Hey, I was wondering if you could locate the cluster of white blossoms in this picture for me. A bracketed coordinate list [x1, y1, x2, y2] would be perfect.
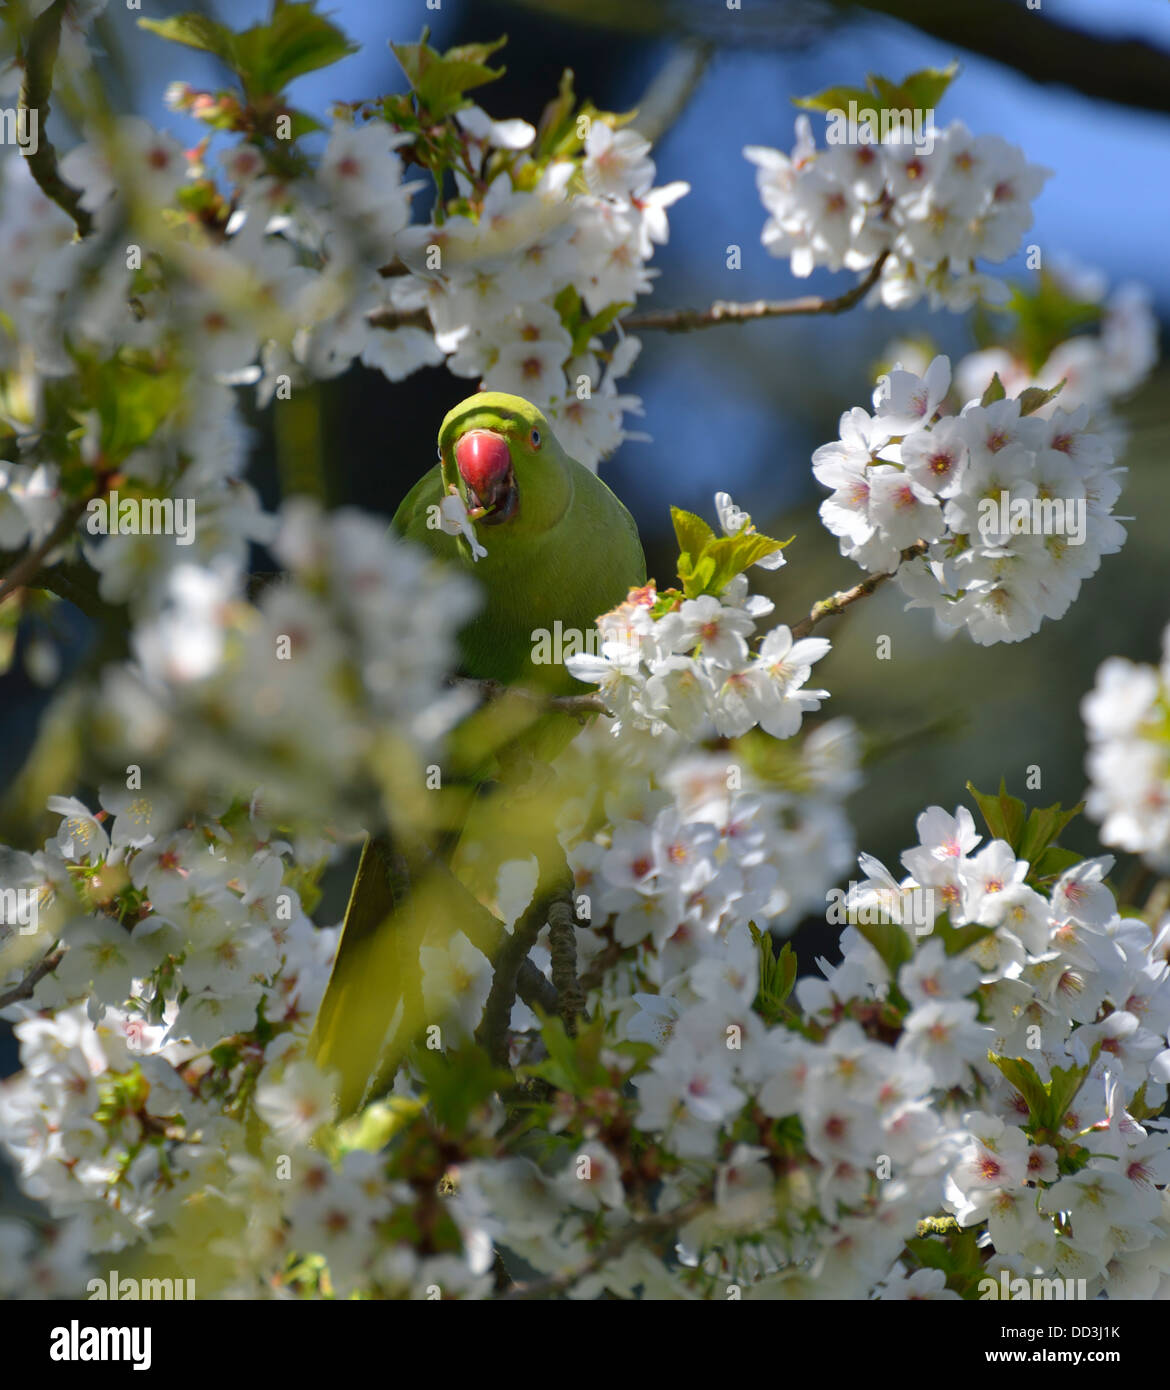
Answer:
[562, 713, 860, 952]
[955, 278, 1159, 433]
[5, 5, 1169, 1303]
[812, 355, 1127, 644]
[0, 33, 687, 652]
[884, 262, 1159, 458]
[8, 786, 1170, 1297]
[0, 794, 338, 1280]
[389, 115, 687, 466]
[1082, 622, 1170, 874]
[24, 97, 684, 475]
[92, 499, 478, 836]
[564, 499, 827, 743]
[571, 802, 1170, 1299]
[745, 115, 1050, 312]
[0, 146, 272, 617]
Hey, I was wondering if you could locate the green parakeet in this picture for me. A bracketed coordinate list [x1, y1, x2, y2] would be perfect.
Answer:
[397, 390, 646, 692]
[310, 392, 646, 1114]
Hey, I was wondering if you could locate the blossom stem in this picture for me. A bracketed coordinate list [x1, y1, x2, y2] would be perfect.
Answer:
[448, 676, 611, 720]
[788, 538, 929, 639]
[622, 250, 889, 333]
[0, 948, 64, 1012]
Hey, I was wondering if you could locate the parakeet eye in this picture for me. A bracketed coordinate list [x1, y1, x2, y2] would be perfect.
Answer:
[530, 428, 541, 448]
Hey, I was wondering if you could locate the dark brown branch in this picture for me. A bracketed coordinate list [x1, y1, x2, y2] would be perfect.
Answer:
[578, 933, 623, 993]
[623, 250, 888, 334]
[367, 304, 430, 332]
[842, 0, 1170, 119]
[370, 252, 888, 340]
[517, 960, 559, 1016]
[18, 0, 93, 238]
[788, 539, 929, 640]
[496, 1193, 710, 1300]
[413, 848, 558, 1018]
[0, 948, 64, 1012]
[547, 893, 585, 1037]
[475, 888, 555, 1067]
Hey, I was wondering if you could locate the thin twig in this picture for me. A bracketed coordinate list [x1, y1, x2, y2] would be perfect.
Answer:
[18, 0, 93, 238]
[0, 948, 64, 1012]
[788, 539, 929, 640]
[623, 251, 889, 334]
[371, 252, 889, 339]
[449, 676, 610, 720]
[496, 1194, 710, 1300]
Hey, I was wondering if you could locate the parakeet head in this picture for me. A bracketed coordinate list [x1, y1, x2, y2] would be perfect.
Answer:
[438, 392, 571, 535]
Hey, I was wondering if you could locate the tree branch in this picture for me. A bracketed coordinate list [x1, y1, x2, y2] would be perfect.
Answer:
[842, 0, 1170, 119]
[367, 304, 430, 332]
[548, 892, 585, 1037]
[0, 948, 64, 1012]
[475, 887, 556, 1067]
[496, 1193, 710, 1300]
[634, 39, 714, 146]
[371, 251, 889, 340]
[788, 539, 928, 640]
[18, 0, 93, 238]
[412, 847, 558, 1017]
[449, 676, 611, 720]
[622, 250, 888, 334]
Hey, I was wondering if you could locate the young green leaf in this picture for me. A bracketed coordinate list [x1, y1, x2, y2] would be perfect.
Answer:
[391, 32, 507, 120]
[1017, 379, 1067, 417]
[966, 779, 1026, 849]
[988, 1052, 1048, 1124]
[1017, 797, 1084, 868]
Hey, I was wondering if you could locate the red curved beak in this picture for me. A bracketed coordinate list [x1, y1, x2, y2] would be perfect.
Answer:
[455, 429, 518, 524]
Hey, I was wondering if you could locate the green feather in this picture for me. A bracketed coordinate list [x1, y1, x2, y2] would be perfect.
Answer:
[394, 391, 645, 693]
[311, 393, 646, 1115]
